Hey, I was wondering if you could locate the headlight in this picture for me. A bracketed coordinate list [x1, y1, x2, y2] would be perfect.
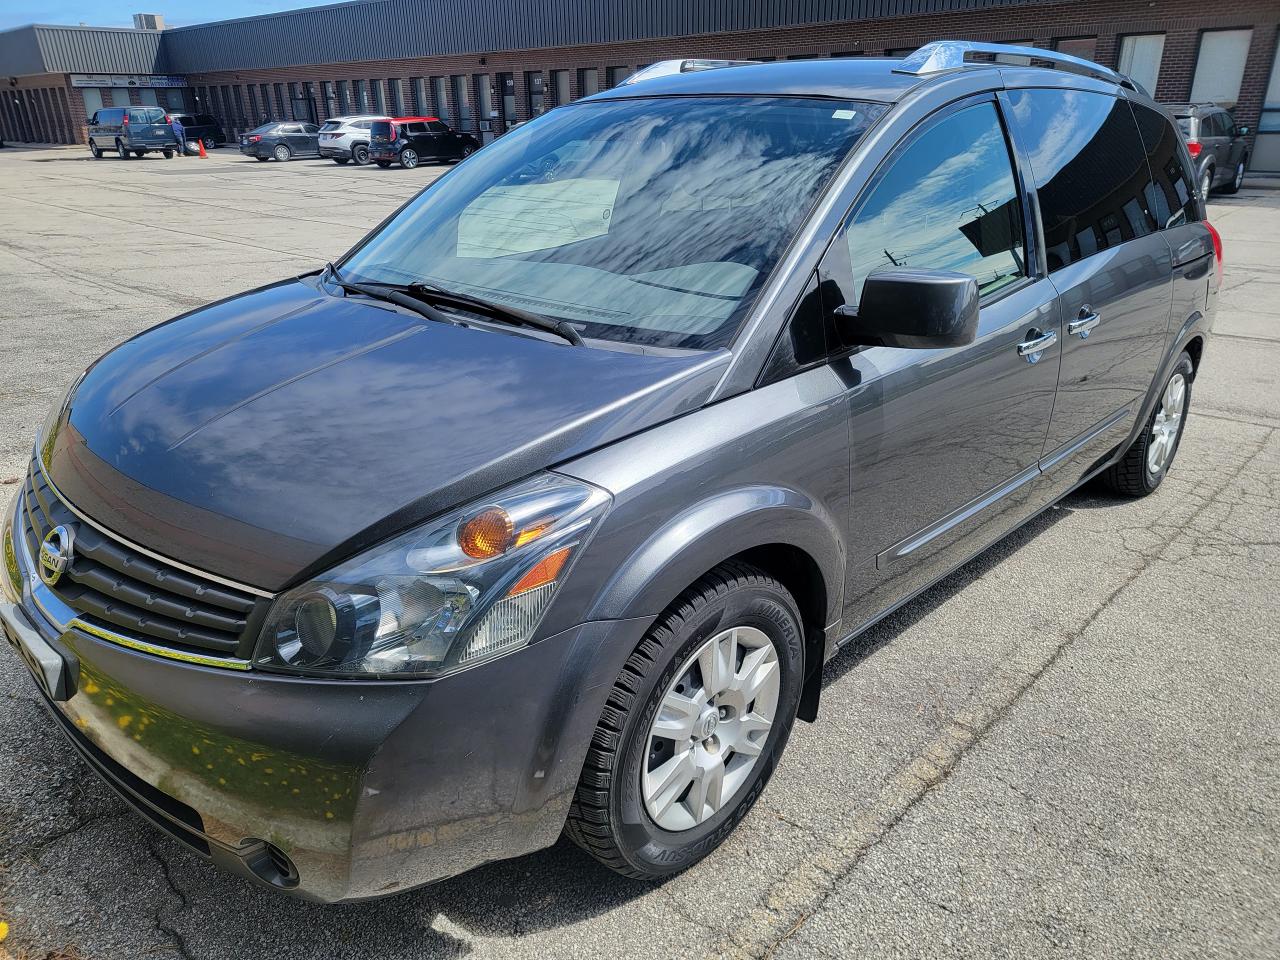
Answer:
[254, 474, 610, 678]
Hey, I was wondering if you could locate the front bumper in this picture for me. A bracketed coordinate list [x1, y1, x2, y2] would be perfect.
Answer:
[2, 492, 651, 901]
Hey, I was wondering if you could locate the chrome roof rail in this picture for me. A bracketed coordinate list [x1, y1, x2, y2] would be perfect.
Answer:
[620, 59, 758, 86]
[894, 40, 1138, 91]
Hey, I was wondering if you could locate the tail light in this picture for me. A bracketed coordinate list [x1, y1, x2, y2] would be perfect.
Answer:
[249, 135, 262, 142]
[1205, 220, 1223, 286]
[122, 113, 129, 125]
[1187, 140, 1202, 158]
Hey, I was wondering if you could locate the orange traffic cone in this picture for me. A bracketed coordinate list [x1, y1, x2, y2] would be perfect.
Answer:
[198, 139, 207, 159]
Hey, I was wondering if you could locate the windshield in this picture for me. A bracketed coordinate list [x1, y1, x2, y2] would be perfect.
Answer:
[341, 96, 885, 349]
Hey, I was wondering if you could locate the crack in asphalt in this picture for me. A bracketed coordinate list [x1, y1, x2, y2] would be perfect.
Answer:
[706, 425, 1275, 960]
[145, 840, 196, 960]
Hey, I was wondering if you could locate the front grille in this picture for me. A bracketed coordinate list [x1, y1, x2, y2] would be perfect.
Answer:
[20, 459, 264, 659]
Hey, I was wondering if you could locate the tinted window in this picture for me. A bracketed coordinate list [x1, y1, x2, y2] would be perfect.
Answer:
[1006, 89, 1155, 271]
[342, 96, 886, 349]
[403, 122, 429, 135]
[371, 121, 394, 139]
[842, 101, 1025, 303]
[320, 121, 342, 132]
[1175, 116, 1193, 136]
[303, 124, 319, 134]
[427, 120, 449, 133]
[354, 120, 373, 130]
[1130, 102, 1200, 228]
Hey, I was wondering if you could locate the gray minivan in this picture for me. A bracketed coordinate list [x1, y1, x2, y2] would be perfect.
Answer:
[5, 43, 1219, 901]
[87, 106, 177, 159]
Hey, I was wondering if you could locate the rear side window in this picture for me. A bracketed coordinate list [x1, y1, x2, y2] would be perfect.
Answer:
[1130, 102, 1200, 228]
[1005, 89, 1156, 271]
[128, 107, 166, 124]
[428, 120, 449, 133]
[841, 101, 1026, 303]
[403, 121, 428, 135]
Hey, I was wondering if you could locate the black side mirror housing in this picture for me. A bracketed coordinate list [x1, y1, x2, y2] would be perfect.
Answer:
[834, 268, 980, 350]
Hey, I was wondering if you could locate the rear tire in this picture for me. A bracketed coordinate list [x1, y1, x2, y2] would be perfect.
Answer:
[256, 156, 270, 162]
[351, 144, 370, 165]
[133, 150, 145, 158]
[162, 149, 174, 159]
[1098, 352, 1194, 497]
[374, 159, 391, 168]
[399, 147, 419, 169]
[564, 562, 804, 879]
[1200, 166, 1214, 198]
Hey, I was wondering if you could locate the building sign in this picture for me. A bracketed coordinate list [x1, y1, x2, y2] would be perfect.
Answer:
[70, 74, 187, 88]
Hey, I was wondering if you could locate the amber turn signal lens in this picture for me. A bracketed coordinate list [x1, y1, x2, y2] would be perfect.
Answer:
[458, 507, 515, 559]
[507, 546, 573, 596]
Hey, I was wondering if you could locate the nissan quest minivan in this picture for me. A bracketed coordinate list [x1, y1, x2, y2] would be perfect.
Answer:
[2, 44, 1219, 901]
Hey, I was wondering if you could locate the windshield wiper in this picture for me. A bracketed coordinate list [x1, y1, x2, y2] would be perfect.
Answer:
[406, 281, 584, 346]
[323, 263, 464, 328]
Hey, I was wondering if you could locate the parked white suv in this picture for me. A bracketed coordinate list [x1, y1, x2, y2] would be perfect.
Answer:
[318, 115, 386, 165]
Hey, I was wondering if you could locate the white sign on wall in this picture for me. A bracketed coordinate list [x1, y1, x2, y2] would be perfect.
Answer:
[70, 74, 187, 88]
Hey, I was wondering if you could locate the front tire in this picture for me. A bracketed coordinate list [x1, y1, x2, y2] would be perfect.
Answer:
[565, 562, 804, 879]
[1099, 352, 1194, 497]
[273, 143, 292, 162]
[1221, 160, 1245, 195]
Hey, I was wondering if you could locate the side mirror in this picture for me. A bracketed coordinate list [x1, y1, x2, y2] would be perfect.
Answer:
[1238, 125, 1251, 136]
[84, 117, 92, 126]
[834, 268, 980, 350]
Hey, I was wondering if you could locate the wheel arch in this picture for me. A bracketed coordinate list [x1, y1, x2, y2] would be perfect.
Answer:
[575, 486, 844, 723]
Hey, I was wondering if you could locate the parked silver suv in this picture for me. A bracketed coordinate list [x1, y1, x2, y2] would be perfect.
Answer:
[317, 115, 386, 165]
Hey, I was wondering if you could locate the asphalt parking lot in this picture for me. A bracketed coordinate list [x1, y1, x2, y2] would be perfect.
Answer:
[0, 144, 1277, 960]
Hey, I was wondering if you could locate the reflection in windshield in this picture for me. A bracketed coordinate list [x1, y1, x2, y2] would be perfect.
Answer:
[341, 97, 886, 349]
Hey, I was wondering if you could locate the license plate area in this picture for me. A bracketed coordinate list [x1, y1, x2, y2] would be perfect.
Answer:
[1, 601, 78, 701]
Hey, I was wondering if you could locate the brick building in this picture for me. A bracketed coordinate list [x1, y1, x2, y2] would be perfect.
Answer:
[2, 0, 1279, 170]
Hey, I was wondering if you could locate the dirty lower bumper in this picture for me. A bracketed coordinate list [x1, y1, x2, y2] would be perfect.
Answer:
[2, 584, 651, 901]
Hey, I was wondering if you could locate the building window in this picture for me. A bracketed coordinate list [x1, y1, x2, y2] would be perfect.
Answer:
[232, 85, 246, 126]
[606, 66, 629, 88]
[1191, 29, 1254, 106]
[497, 72, 516, 123]
[451, 75, 472, 130]
[432, 77, 449, 121]
[322, 81, 338, 117]
[526, 71, 545, 115]
[1118, 34, 1166, 96]
[1054, 36, 1097, 61]
[246, 85, 259, 122]
[81, 87, 105, 118]
[273, 83, 287, 119]
[550, 70, 569, 107]
[411, 77, 427, 114]
[388, 78, 404, 115]
[352, 79, 367, 112]
[369, 79, 385, 114]
[577, 68, 599, 98]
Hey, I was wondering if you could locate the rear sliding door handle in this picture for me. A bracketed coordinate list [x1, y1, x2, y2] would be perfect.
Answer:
[1067, 309, 1101, 339]
[1016, 328, 1057, 363]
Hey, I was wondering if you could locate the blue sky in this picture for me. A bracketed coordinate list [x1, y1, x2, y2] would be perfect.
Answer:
[1, 0, 312, 30]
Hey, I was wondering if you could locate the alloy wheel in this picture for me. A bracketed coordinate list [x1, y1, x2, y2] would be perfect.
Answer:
[642, 626, 780, 831]
[401, 148, 418, 168]
[274, 144, 291, 161]
[1234, 163, 1245, 191]
[1147, 372, 1186, 475]
[1200, 169, 1212, 198]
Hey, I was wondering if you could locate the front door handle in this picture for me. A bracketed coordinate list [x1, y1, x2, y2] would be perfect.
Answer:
[1016, 328, 1057, 363]
[1067, 308, 1101, 339]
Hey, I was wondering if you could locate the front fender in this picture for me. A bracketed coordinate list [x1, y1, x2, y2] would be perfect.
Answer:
[581, 484, 844, 626]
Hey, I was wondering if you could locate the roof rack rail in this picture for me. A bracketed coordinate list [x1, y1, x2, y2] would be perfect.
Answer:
[620, 59, 757, 86]
[894, 40, 1138, 91]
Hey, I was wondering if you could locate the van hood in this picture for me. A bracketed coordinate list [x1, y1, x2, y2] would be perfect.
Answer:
[42, 278, 727, 591]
